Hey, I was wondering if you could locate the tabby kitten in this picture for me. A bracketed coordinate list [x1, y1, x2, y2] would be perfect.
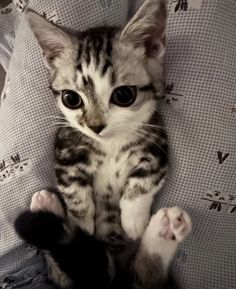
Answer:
[15, 0, 192, 289]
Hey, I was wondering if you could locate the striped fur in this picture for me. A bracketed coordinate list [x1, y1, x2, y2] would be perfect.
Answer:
[15, 1, 192, 289]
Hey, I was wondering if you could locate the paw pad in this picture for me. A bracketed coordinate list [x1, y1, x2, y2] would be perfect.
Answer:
[150, 207, 192, 243]
[30, 190, 65, 218]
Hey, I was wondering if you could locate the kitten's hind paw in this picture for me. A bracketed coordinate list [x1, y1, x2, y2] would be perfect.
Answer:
[150, 207, 192, 242]
[30, 190, 65, 218]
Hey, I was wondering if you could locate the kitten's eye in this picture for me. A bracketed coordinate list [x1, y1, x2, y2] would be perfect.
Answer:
[110, 86, 137, 107]
[62, 90, 83, 109]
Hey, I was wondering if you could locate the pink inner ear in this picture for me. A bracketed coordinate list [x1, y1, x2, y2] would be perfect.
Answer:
[145, 30, 165, 58]
[144, 1, 166, 58]
[145, 40, 160, 58]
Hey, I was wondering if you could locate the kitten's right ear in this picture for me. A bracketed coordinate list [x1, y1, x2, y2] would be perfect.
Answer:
[25, 9, 73, 67]
[121, 0, 167, 59]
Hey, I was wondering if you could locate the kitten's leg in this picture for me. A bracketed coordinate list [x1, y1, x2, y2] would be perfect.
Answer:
[15, 211, 111, 289]
[33, 183, 95, 235]
[14, 191, 111, 289]
[120, 164, 167, 240]
[133, 207, 192, 289]
[120, 193, 152, 240]
[120, 177, 166, 240]
[64, 187, 95, 235]
[15, 190, 67, 249]
[15, 190, 72, 288]
[57, 179, 95, 234]
[45, 254, 72, 289]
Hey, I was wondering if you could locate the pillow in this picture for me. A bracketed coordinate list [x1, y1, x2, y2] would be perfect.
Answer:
[1, 1, 236, 288]
[0, 2, 19, 71]
[154, 1, 236, 288]
[0, 0, 142, 277]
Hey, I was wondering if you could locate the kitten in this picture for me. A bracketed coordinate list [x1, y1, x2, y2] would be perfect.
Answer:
[15, 0, 192, 288]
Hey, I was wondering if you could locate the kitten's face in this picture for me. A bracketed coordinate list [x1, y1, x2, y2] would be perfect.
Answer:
[27, 0, 167, 142]
[51, 30, 160, 141]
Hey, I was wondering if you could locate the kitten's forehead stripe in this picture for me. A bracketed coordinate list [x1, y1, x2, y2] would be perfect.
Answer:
[75, 27, 118, 87]
[73, 27, 120, 102]
[85, 40, 91, 66]
[101, 60, 112, 76]
[82, 76, 88, 86]
[106, 38, 113, 57]
[76, 63, 82, 72]
[77, 42, 83, 63]
[94, 37, 104, 67]
[87, 75, 95, 89]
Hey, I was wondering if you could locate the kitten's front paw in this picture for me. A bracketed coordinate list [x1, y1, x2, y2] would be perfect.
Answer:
[140, 207, 191, 270]
[30, 190, 65, 219]
[148, 207, 192, 242]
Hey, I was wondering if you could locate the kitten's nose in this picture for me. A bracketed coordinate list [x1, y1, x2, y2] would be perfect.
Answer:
[89, 125, 105, 134]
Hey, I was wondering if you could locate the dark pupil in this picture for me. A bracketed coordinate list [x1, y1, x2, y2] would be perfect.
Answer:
[63, 90, 81, 108]
[112, 86, 136, 107]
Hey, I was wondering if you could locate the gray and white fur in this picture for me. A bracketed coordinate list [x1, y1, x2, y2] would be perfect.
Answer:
[16, 0, 192, 288]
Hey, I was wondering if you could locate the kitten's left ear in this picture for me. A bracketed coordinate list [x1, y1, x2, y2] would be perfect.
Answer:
[121, 0, 167, 59]
[25, 9, 73, 67]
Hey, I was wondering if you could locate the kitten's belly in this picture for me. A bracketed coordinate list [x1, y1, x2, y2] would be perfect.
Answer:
[94, 152, 129, 196]
[93, 153, 130, 242]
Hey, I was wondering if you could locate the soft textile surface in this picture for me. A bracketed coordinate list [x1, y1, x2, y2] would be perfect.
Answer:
[0, 0, 236, 288]
[0, 2, 19, 71]
[155, 1, 236, 288]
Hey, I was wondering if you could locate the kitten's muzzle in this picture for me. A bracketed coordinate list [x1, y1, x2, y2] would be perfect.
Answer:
[89, 125, 106, 134]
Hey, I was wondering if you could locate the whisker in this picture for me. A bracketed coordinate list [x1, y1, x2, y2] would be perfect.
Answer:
[104, 124, 167, 155]
[108, 122, 164, 132]
[52, 122, 72, 129]
[135, 128, 165, 141]
[129, 122, 164, 130]
[109, 123, 166, 142]
[45, 116, 64, 119]
[140, 124, 163, 129]
[53, 122, 70, 126]
[135, 129, 167, 154]
[44, 116, 68, 122]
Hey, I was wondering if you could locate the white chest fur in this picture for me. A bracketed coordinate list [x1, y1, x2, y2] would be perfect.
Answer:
[93, 148, 130, 197]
